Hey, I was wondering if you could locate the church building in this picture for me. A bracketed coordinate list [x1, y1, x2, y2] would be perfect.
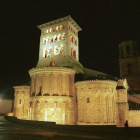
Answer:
[13, 16, 140, 127]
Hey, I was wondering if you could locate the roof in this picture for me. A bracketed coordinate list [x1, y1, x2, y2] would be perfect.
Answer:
[37, 15, 82, 31]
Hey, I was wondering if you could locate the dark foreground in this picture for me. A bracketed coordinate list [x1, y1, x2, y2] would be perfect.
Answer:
[1, 116, 140, 140]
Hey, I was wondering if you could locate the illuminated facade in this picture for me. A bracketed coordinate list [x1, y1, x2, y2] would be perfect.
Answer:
[13, 16, 140, 127]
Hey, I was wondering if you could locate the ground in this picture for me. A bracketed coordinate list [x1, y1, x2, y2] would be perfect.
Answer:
[1, 116, 140, 140]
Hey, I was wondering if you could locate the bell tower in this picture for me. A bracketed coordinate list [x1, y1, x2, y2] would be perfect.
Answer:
[36, 16, 83, 73]
[119, 41, 140, 91]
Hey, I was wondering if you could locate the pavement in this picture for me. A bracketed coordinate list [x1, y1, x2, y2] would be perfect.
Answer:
[1, 116, 140, 140]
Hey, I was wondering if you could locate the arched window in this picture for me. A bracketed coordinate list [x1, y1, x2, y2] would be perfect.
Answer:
[54, 101, 57, 107]
[46, 38, 49, 44]
[73, 49, 76, 59]
[58, 34, 61, 41]
[43, 38, 46, 45]
[53, 28, 56, 32]
[60, 25, 62, 30]
[44, 49, 47, 58]
[56, 26, 59, 31]
[63, 25, 66, 29]
[19, 99, 21, 104]
[51, 37, 53, 43]
[60, 45, 63, 55]
[71, 47, 73, 56]
[87, 97, 90, 103]
[46, 30, 48, 34]
[50, 60, 55, 66]
[50, 28, 52, 33]
[54, 35, 57, 41]
[62, 33, 65, 40]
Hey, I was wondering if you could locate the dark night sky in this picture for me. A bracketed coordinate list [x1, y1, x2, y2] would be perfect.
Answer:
[0, 1, 140, 98]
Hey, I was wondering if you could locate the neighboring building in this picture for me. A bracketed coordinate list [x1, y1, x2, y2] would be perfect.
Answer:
[119, 41, 140, 92]
[0, 99, 13, 115]
[13, 16, 140, 127]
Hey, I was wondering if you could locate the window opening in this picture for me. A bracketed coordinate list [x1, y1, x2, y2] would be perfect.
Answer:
[73, 49, 76, 59]
[43, 38, 46, 45]
[46, 38, 49, 44]
[35, 101, 39, 108]
[58, 34, 61, 41]
[54, 35, 57, 41]
[63, 25, 65, 29]
[45, 50, 47, 58]
[50, 28, 52, 33]
[50, 60, 55, 66]
[51, 37, 53, 43]
[56, 26, 59, 31]
[19, 99, 21, 104]
[62, 33, 65, 40]
[60, 25, 62, 30]
[46, 30, 48, 34]
[53, 28, 55, 32]
[54, 101, 57, 107]
[87, 97, 90, 103]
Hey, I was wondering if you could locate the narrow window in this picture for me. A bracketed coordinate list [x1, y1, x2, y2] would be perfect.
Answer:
[45, 50, 47, 58]
[53, 28, 56, 32]
[46, 30, 48, 34]
[62, 33, 65, 40]
[56, 26, 59, 31]
[75, 40, 77, 46]
[60, 25, 62, 30]
[19, 99, 21, 104]
[50, 60, 55, 66]
[50, 28, 52, 33]
[73, 50, 76, 59]
[43, 38, 46, 45]
[51, 37, 53, 43]
[46, 38, 49, 44]
[71, 47, 73, 56]
[87, 97, 90, 103]
[60, 45, 63, 55]
[58, 34, 61, 41]
[63, 25, 66, 29]
[54, 101, 57, 107]
[54, 35, 57, 41]
[71, 37, 73, 43]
